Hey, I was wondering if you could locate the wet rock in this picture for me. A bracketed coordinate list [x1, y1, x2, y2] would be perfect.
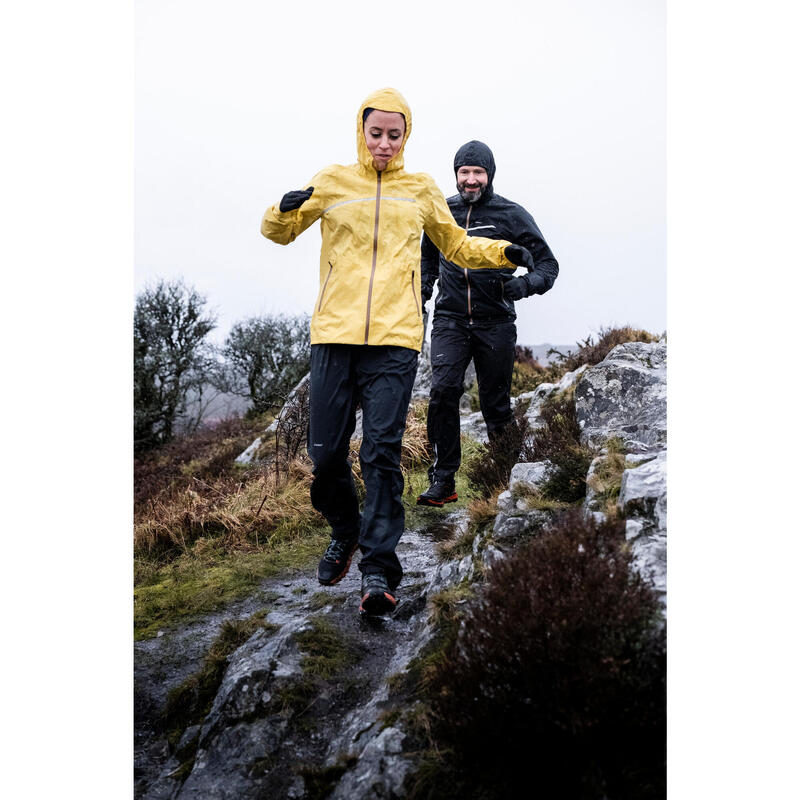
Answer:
[459, 408, 488, 443]
[509, 461, 553, 493]
[234, 436, 262, 465]
[177, 717, 288, 798]
[517, 364, 589, 431]
[575, 342, 666, 451]
[618, 450, 666, 519]
[584, 455, 604, 511]
[173, 620, 307, 797]
[286, 776, 305, 798]
[481, 544, 505, 568]
[617, 450, 667, 604]
[492, 510, 550, 542]
[496, 489, 515, 514]
[177, 725, 201, 754]
[328, 727, 412, 800]
[493, 513, 528, 540]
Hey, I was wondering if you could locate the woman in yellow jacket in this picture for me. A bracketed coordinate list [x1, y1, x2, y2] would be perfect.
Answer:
[261, 88, 534, 616]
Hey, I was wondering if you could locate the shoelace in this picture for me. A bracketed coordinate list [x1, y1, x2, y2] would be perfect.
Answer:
[322, 538, 354, 564]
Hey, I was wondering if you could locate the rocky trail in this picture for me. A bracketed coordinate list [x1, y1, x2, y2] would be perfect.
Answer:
[134, 508, 471, 800]
[134, 338, 668, 799]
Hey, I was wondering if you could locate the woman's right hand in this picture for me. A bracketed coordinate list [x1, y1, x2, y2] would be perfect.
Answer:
[279, 186, 314, 213]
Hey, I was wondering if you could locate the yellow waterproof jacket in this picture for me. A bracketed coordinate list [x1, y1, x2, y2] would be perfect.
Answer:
[261, 88, 514, 351]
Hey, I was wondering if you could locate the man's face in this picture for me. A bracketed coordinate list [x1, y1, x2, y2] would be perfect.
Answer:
[456, 165, 489, 203]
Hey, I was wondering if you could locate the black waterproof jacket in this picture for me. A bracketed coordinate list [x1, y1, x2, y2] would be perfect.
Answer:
[421, 147, 559, 323]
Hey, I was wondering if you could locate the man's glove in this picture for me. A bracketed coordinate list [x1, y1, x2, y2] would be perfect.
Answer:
[504, 276, 529, 301]
[504, 244, 535, 270]
[279, 186, 314, 213]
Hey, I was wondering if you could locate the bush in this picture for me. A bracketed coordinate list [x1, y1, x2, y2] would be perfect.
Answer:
[220, 314, 311, 415]
[549, 326, 659, 373]
[413, 511, 665, 800]
[531, 390, 595, 503]
[464, 404, 534, 498]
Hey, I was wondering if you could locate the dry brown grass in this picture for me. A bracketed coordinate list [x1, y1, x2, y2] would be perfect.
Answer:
[467, 492, 502, 530]
[435, 491, 501, 559]
[134, 457, 322, 557]
[134, 415, 270, 510]
[586, 437, 628, 516]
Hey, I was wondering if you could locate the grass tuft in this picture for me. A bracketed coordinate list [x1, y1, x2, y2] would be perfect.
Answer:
[586, 437, 628, 515]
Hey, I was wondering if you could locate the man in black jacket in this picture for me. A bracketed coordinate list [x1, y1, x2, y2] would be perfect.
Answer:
[417, 140, 559, 506]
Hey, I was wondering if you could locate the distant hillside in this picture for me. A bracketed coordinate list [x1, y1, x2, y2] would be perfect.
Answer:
[519, 343, 575, 365]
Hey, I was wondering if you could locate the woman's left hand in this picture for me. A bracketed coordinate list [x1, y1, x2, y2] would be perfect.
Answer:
[504, 244, 534, 270]
[279, 186, 315, 213]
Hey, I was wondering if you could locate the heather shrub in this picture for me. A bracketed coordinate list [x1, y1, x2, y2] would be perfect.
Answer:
[412, 511, 665, 800]
[531, 391, 594, 502]
[464, 404, 534, 498]
[549, 325, 659, 373]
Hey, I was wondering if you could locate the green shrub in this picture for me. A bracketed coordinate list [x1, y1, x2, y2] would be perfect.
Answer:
[464, 405, 535, 498]
[410, 511, 665, 800]
[531, 391, 594, 503]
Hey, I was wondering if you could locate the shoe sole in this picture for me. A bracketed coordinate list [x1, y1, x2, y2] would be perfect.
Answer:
[316, 544, 358, 586]
[359, 590, 397, 616]
[416, 492, 458, 507]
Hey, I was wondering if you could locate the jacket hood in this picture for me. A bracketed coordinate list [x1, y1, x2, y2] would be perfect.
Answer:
[357, 87, 412, 173]
[454, 140, 495, 201]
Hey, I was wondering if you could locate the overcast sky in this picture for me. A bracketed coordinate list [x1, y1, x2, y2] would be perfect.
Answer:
[6, 2, 800, 794]
[135, 0, 665, 348]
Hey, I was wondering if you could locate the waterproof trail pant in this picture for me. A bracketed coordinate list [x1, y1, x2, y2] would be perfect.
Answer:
[308, 343, 418, 591]
[427, 316, 516, 481]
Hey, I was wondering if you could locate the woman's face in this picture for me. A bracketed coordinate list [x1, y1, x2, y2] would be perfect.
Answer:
[363, 110, 406, 171]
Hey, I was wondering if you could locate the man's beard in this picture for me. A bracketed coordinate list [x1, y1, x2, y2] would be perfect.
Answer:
[457, 181, 486, 204]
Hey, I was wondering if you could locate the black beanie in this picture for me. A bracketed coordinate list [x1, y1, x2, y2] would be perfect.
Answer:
[453, 140, 496, 188]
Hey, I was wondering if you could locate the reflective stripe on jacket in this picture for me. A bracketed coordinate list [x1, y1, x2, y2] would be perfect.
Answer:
[261, 88, 514, 352]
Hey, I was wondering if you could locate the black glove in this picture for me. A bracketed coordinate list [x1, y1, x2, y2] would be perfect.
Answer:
[504, 276, 528, 301]
[504, 244, 535, 270]
[279, 186, 314, 213]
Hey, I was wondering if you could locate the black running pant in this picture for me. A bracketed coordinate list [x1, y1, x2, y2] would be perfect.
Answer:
[308, 343, 418, 591]
[427, 316, 516, 481]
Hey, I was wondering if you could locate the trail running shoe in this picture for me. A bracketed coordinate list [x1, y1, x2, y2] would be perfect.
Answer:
[416, 480, 458, 507]
[359, 572, 397, 616]
[316, 536, 359, 586]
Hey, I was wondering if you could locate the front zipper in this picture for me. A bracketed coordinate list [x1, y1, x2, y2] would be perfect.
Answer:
[463, 206, 473, 325]
[364, 171, 382, 344]
[318, 261, 334, 311]
[411, 270, 420, 317]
